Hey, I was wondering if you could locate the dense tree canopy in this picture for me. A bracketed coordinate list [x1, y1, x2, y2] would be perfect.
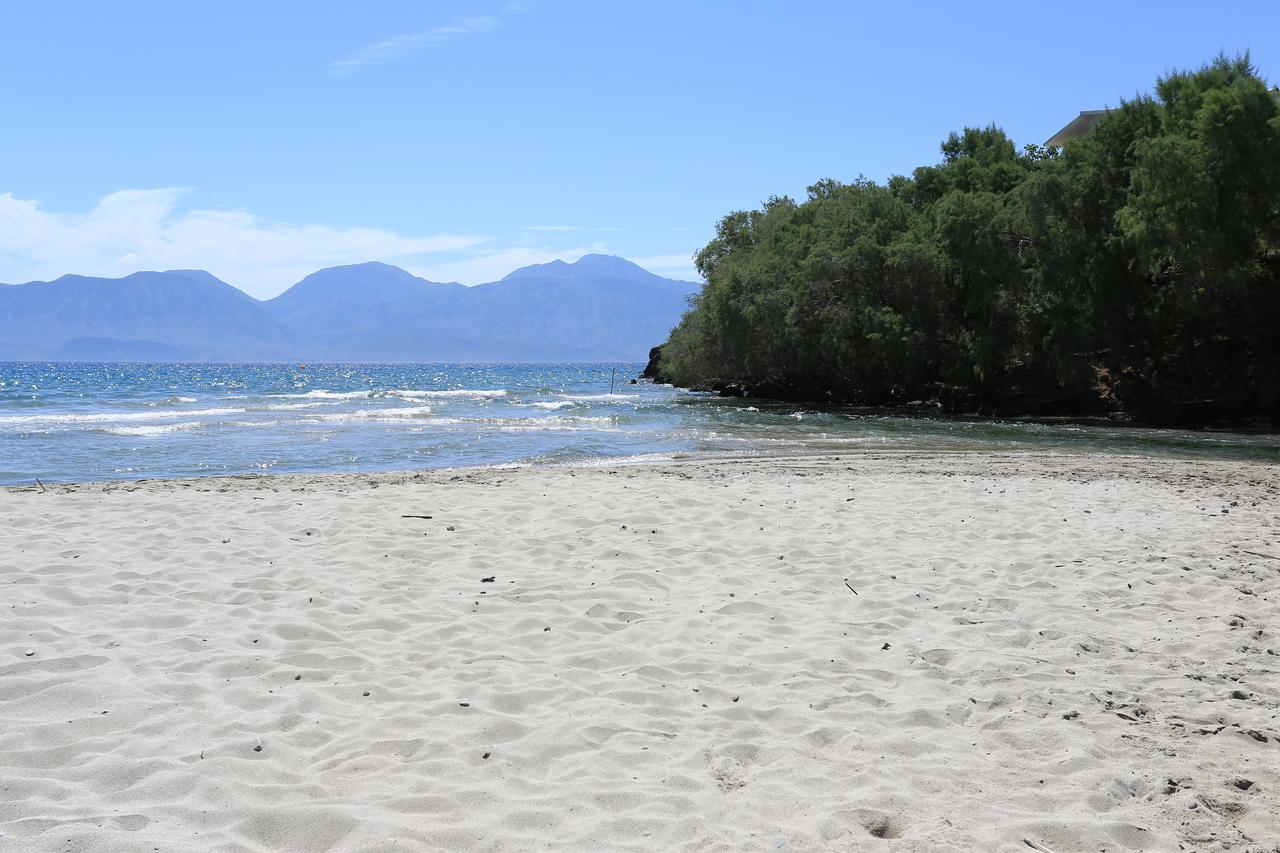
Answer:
[656, 55, 1280, 424]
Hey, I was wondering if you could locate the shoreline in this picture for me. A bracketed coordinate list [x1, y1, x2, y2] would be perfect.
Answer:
[8, 443, 1278, 493]
[3, 452, 1278, 850]
[647, 379, 1280, 435]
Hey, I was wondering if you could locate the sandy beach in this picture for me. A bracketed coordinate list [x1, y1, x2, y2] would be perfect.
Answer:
[1, 452, 1278, 852]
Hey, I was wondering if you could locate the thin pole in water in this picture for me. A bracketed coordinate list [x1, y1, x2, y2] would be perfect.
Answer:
[609, 367, 615, 395]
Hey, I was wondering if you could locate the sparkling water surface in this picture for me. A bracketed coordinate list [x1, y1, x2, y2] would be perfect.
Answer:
[0, 362, 1276, 484]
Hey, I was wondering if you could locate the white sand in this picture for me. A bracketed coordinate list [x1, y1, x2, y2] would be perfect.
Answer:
[1, 452, 1278, 852]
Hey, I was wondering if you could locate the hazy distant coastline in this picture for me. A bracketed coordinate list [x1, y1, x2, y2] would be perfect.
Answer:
[0, 255, 699, 363]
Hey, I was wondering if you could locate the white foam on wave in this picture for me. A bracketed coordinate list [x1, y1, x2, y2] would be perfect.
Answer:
[416, 415, 620, 431]
[312, 405, 435, 422]
[530, 400, 579, 410]
[560, 393, 639, 402]
[394, 389, 507, 399]
[290, 389, 374, 400]
[561, 451, 685, 468]
[0, 407, 245, 427]
[274, 388, 508, 401]
[254, 401, 333, 411]
[101, 421, 207, 437]
[498, 418, 619, 432]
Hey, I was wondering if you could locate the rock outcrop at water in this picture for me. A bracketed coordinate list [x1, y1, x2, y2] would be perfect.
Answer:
[640, 346, 664, 379]
[644, 357, 1272, 429]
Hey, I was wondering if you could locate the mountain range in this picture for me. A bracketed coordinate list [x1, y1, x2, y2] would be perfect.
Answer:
[0, 255, 700, 362]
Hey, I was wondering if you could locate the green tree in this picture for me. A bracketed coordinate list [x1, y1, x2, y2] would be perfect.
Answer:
[658, 55, 1280, 424]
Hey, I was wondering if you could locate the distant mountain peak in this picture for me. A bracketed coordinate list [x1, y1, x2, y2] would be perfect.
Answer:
[321, 260, 411, 275]
[164, 269, 233, 286]
[502, 253, 659, 283]
[267, 262, 464, 309]
[0, 255, 702, 362]
[575, 253, 638, 266]
[301, 261, 421, 282]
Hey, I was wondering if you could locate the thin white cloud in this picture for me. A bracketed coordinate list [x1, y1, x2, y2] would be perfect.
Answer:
[330, 16, 499, 76]
[0, 189, 703, 296]
[0, 189, 485, 298]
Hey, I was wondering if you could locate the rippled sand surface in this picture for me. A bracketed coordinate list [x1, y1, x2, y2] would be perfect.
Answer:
[2, 453, 1278, 851]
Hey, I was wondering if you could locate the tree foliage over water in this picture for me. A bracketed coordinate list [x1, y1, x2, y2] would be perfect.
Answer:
[657, 56, 1280, 423]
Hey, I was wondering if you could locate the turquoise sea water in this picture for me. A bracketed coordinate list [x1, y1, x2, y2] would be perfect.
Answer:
[0, 362, 1276, 484]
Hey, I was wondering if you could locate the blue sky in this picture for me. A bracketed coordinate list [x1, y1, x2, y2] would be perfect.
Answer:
[1, 1, 1277, 297]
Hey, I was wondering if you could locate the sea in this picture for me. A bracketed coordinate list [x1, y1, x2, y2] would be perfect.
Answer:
[0, 362, 1276, 485]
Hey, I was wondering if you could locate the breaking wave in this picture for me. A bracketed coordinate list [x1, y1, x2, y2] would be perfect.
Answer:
[100, 422, 208, 437]
[275, 388, 508, 401]
[0, 407, 245, 427]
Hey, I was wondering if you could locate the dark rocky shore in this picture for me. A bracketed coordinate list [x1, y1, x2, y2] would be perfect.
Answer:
[641, 345, 1278, 431]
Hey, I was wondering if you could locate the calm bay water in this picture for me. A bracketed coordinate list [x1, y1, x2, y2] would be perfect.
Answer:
[0, 362, 1276, 484]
